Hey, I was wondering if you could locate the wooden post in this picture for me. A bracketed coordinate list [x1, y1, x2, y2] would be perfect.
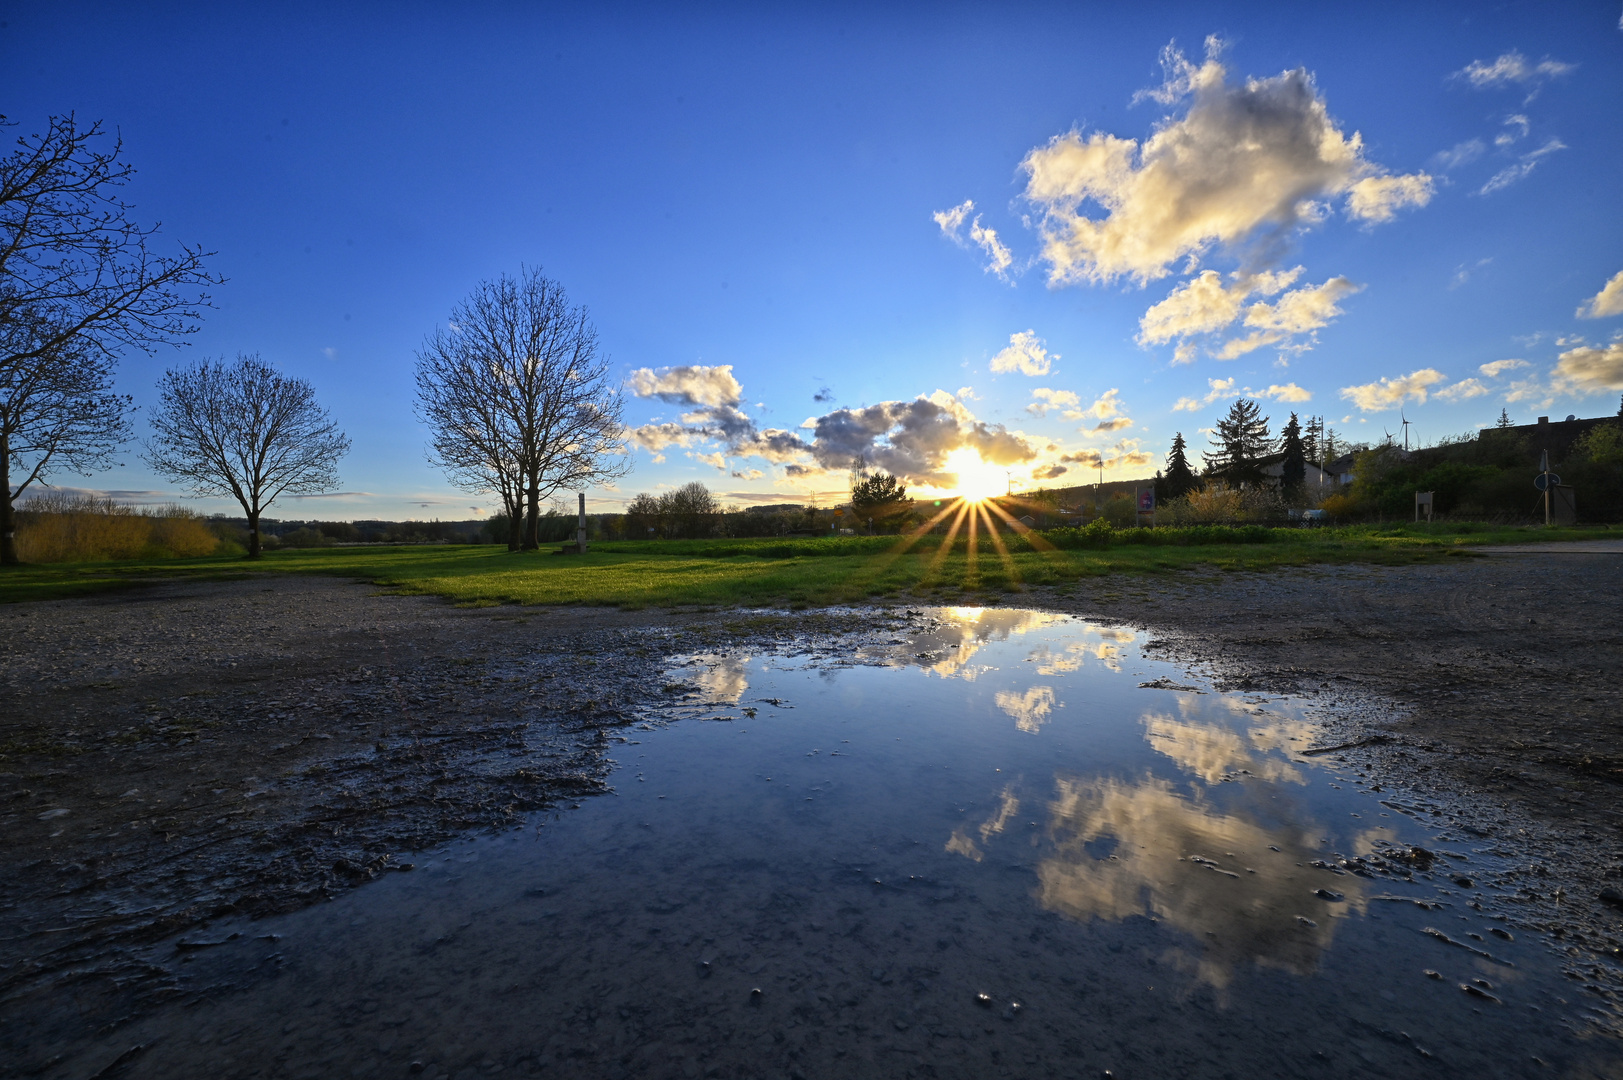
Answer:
[577, 491, 589, 553]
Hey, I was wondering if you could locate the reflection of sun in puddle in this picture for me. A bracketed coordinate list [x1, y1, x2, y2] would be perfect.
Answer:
[1036, 776, 1365, 990]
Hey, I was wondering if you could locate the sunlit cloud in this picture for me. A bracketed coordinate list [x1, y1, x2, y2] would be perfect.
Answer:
[1173, 377, 1306, 411]
[990, 330, 1054, 376]
[1338, 368, 1446, 411]
[1139, 266, 1360, 361]
[934, 199, 1014, 279]
[1577, 270, 1623, 319]
[1435, 378, 1489, 401]
[1019, 37, 1430, 289]
[630, 364, 743, 407]
[1027, 387, 1081, 417]
[1479, 358, 1529, 378]
[1553, 343, 1623, 393]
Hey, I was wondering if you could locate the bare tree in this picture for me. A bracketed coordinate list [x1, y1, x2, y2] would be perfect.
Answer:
[415, 268, 628, 551]
[144, 355, 350, 558]
[1, 114, 218, 565]
[0, 309, 132, 562]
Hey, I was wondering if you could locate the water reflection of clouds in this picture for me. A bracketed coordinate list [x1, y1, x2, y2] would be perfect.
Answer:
[881, 609, 1129, 680]
[945, 785, 1020, 862]
[1036, 776, 1364, 989]
[689, 655, 749, 703]
[996, 686, 1057, 734]
[1142, 710, 1309, 785]
[1027, 631, 1134, 675]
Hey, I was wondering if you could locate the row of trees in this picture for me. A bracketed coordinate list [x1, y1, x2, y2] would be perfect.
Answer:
[1157, 400, 1355, 506]
[3, 115, 631, 564]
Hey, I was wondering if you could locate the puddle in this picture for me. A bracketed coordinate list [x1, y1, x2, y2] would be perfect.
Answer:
[48, 609, 1619, 1079]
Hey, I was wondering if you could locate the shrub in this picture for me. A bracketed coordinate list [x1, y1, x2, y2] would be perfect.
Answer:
[14, 493, 224, 563]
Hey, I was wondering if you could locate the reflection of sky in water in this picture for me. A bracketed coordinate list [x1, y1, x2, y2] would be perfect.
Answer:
[99, 608, 1590, 1078]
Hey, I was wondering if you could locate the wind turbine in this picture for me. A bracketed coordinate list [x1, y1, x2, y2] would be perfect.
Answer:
[1398, 409, 1413, 452]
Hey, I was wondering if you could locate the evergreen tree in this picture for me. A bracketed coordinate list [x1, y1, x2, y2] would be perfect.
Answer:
[1301, 415, 1325, 465]
[1278, 412, 1306, 499]
[1496, 408, 1513, 429]
[1162, 432, 1198, 498]
[1202, 399, 1271, 486]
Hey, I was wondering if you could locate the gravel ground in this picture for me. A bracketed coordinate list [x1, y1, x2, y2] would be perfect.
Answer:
[0, 578, 912, 1070]
[4, 551, 1622, 1068]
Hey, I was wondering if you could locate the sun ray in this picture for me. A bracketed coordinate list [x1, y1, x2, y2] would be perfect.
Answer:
[975, 500, 1021, 588]
[919, 499, 972, 591]
[983, 499, 1062, 555]
[964, 499, 981, 589]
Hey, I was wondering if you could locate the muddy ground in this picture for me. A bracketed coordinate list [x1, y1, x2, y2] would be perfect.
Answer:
[3, 549, 1622, 1070]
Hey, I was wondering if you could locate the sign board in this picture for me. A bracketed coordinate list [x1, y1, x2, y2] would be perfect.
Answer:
[1414, 490, 1434, 522]
[1534, 473, 1561, 491]
[1137, 488, 1156, 512]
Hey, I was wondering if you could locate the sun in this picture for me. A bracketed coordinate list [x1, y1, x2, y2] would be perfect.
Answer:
[945, 447, 1006, 502]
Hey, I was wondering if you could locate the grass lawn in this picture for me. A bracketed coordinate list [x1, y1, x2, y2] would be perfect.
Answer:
[1, 522, 1614, 608]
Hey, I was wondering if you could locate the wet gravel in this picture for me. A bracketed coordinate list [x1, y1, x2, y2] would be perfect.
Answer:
[0, 577, 915, 1071]
[5, 551, 1623, 1071]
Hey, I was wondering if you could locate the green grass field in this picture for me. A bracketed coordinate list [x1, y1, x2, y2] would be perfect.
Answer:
[1, 522, 1613, 608]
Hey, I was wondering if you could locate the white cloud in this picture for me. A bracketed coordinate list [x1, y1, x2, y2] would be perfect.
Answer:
[1139, 267, 1359, 360]
[1455, 51, 1575, 92]
[957, 385, 979, 400]
[1435, 378, 1490, 401]
[934, 199, 1015, 280]
[1430, 139, 1485, 171]
[1020, 38, 1431, 288]
[1495, 114, 1531, 147]
[1093, 417, 1134, 432]
[1553, 343, 1623, 393]
[689, 451, 728, 470]
[630, 364, 743, 407]
[1254, 383, 1312, 403]
[1172, 376, 1236, 411]
[1026, 387, 1081, 417]
[990, 330, 1054, 376]
[933, 200, 972, 238]
[1479, 358, 1529, 378]
[1503, 378, 1556, 407]
[1479, 138, 1566, 195]
[1577, 270, 1623, 319]
[1338, 369, 1446, 411]
[1345, 175, 1434, 224]
[1083, 388, 1125, 422]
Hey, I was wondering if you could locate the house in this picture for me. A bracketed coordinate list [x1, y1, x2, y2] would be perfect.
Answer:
[1259, 453, 1340, 492]
[1481, 413, 1618, 459]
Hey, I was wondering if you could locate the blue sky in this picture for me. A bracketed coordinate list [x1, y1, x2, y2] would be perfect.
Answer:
[8, 1, 1622, 519]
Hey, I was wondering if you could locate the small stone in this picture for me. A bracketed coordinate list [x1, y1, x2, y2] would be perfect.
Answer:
[975, 992, 992, 1008]
[1490, 927, 1513, 940]
[409, 1063, 426, 1075]
[1453, 876, 1474, 888]
[1424, 969, 1442, 980]
[1314, 888, 1344, 902]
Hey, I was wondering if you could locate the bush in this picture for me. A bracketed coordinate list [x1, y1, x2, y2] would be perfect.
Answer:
[14, 493, 224, 563]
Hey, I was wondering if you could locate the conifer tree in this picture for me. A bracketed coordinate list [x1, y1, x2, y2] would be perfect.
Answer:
[1496, 408, 1513, 429]
[1278, 412, 1306, 499]
[1162, 432, 1198, 498]
[1202, 399, 1271, 486]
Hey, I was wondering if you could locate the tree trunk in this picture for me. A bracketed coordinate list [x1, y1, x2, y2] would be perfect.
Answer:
[0, 430, 16, 566]
[522, 474, 540, 551]
[247, 508, 262, 559]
